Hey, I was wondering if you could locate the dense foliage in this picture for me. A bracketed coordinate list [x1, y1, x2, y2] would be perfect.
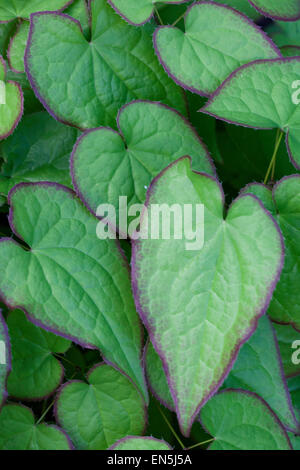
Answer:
[0, 0, 300, 451]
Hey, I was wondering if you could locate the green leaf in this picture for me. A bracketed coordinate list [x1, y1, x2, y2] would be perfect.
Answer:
[64, 0, 90, 38]
[71, 100, 214, 232]
[241, 177, 300, 331]
[274, 323, 300, 378]
[289, 432, 300, 450]
[25, 0, 185, 130]
[200, 390, 292, 450]
[132, 156, 283, 435]
[55, 364, 146, 450]
[6, 69, 42, 114]
[145, 316, 299, 432]
[0, 312, 10, 409]
[224, 315, 298, 432]
[0, 182, 147, 401]
[268, 20, 300, 48]
[202, 58, 300, 170]
[7, 309, 70, 400]
[154, 2, 280, 96]
[214, 0, 261, 20]
[0, 404, 73, 450]
[7, 20, 29, 73]
[0, 111, 78, 197]
[109, 436, 172, 450]
[0, 55, 23, 139]
[248, 0, 300, 21]
[0, 20, 17, 56]
[108, 0, 187, 26]
[281, 46, 300, 58]
[0, 0, 74, 22]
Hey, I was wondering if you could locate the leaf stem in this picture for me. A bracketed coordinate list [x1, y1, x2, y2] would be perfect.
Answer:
[263, 129, 284, 185]
[154, 6, 163, 25]
[186, 437, 215, 450]
[155, 403, 185, 450]
[36, 400, 55, 425]
[172, 10, 186, 27]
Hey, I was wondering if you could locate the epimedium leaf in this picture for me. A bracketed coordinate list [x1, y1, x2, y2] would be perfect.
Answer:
[64, 0, 90, 38]
[214, 0, 261, 20]
[7, 309, 70, 401]
[0, 55, 23, 139]
[201, 57, 300, 170]
[224, 315, 299, 432]
[274, 323, 300, 378]
[0, 403, 73, 450]
[268, 19, 300, 48]
[0, 312, 10, 410]
[6, 68, 42, 114]
[153, 1, 281, 97]
[0, 0, 74, 22]
[0, 19, 17, 55]
[199, 390, 292, 450]
[248, 0, 300, 21]
[281, 45, 300, 57]
[145, 316, 299, 432]
[71, 100, 214, 233]
[0, 111, 78, 197]
[25, 0, 186, 131]
[132, 156, 284, 436]
[55, 363, 146, 450]
[8, 20, 29, 73]
[108, 0, 188, 26]
[241, 177, 300, 331]
[0, 182, 147, 401]
[109, 436, 172, 450]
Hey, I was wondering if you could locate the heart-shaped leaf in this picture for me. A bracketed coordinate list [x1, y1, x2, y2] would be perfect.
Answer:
[0, 111, 78, 197]
[132, 156, 284, 435]
[7, 309, 70, 400]
[241, 177, 300, 331]
[109, 436, 172, 450]
[55, 364, 146, 450]
[64, 0, 90, 38]
[25, 0, 185, 130]
[0, 404, 73, 450]
[0, 182, 147, 401]
[0, 55, 23, 139]
[71, 100, 214, 233]
[0, 312, 10, 410]
[0, 0, 74, 22]
[108, 0, 188, 26]
[200, 390, 292, 450]
[145, 315, 299, 432]
[202, 57, 300, 169]
[154, 2, 281, 96]
[274, 323, 300, 378]
[248, 0, 300, 21]
[7, 20, 29, 73]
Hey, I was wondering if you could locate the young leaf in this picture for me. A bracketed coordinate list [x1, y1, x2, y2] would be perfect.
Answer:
[0, 404, 73, 450]
[8, 20, 29, 73]
[0, 55, 23, 139]
[0, 0, 74, 22]
[132, 156, 284, 436]
[108, 0, 188, 26]
[25, 0, 185, 130]
[248, 0, 300, 21]
[64, 0, 90, 38]
[224, 315, 299, 432]
[0, 111, 78, 197]
[202, 57, 300, 169]
[145, 316, 299, 432]
[71, 100, 214, 233]
[241, 177, 300, 331]
[55, 364, 146, 450]
[200, 390, 292, 450]
[7, 309, 70, 401]
[109, 436, 172, 450]
[154, 2, 281, 96]
[0, 182, 147, 401]
[0, 312, 10, 410]
[274, 323, 300, 378]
